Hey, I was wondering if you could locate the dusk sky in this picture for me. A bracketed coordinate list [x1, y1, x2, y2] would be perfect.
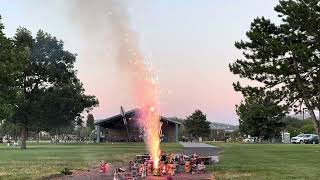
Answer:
[1, 0, 280, 125]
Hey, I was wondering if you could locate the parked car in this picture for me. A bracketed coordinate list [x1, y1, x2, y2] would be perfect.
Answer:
[243, 137, 255, 143]
[303, 134, 319, 144]
[291, 134, 317, 144]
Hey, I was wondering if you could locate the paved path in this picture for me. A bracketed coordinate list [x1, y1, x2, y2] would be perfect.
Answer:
[180, 142, 220, 156]
[180, 142, 217, 148]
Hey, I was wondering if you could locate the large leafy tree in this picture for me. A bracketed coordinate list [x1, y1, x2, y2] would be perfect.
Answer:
[236, 89, 286, 140]
[0, 16, 26, 120]
[7, 28, 98, 149]
[229, 0, 320, 135]
[184, 110, 210, 138]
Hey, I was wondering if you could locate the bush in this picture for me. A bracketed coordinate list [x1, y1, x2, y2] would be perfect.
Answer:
[60, 168, 72, 175]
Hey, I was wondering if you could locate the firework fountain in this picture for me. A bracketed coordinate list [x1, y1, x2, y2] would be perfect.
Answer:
[68, 0, 162, 168]
[105, 0, 162, 169]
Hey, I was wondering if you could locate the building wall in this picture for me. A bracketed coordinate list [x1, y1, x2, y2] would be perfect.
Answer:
[108, 128, 128, 140]
[161, 122, 176, 142]
[101, 120, 178, 142]
[106, 119, 141, 141]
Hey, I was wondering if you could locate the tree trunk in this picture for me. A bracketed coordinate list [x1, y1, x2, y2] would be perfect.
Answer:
[294, 61, 320, 135]
[304, 99, 320, 136]
[20, 123, 27, 149]
[36, 132, 39, 144]
[314, 119, 320, 136]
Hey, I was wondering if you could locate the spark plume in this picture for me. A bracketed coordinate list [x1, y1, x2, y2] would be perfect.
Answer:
[67, 0, 161, 168]
[109, 1, 162, 168]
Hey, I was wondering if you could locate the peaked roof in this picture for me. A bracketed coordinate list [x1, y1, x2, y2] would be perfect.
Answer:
[94, 108, 181, 126]
[94, 109, 137, 125]
[161, 117, 182, 125]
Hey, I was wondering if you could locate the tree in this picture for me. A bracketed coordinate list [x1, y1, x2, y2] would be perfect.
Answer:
[184, 110, 210, 138]
[0, 16, 26, 120]
[229, 0, 320, 135]
[283, 116, 304, 129]
[75, 126, 91, 141]
[228, 130, 242, 142]
[86, 114, 95, 130]
[283, 116, 316, 136]
[236, 90, 286, 140]
[7, 28, 98, 149]
[301, 124, 315, 134]
[283, 116, 304, 137]
[0, 120, 19, 140]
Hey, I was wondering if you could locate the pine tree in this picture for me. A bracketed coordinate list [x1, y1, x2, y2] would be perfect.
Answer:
[184, 110, 210, 138]
[86, 114, 95, 130]
[230, 0, 320, 135]
[236, 89, 286, 140]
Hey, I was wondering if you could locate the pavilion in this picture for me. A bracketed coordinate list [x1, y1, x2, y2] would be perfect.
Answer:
[94, 109, 181, 142]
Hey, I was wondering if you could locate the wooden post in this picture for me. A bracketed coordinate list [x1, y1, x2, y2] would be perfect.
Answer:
[175, 124, 179, 142]
[96, 125, 101, 143]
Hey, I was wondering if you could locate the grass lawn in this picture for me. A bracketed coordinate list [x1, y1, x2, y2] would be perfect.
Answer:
[3, 141, 319, 180]
[207, 142, 320, 180]
[0, 142, 182, 180]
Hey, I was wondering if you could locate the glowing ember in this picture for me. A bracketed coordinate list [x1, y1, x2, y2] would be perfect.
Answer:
[149, 106, 155, 112]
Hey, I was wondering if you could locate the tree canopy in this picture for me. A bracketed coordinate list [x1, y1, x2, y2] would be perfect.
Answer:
[184, 110, 210, 138]
[0, 16, 26, 120]
[0, 19, 99, 149]
[229, 0, 320, 135]
[283, 116, 315, 136]
[236, 90, 286, 140]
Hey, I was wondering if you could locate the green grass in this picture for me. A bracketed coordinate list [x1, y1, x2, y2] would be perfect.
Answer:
[207, 142, 320, 180]
[3, 141, 319, 180]
[0, 142, 182, 180]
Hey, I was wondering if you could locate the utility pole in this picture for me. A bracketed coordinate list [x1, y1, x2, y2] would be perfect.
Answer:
[302, 108, 308, 120]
